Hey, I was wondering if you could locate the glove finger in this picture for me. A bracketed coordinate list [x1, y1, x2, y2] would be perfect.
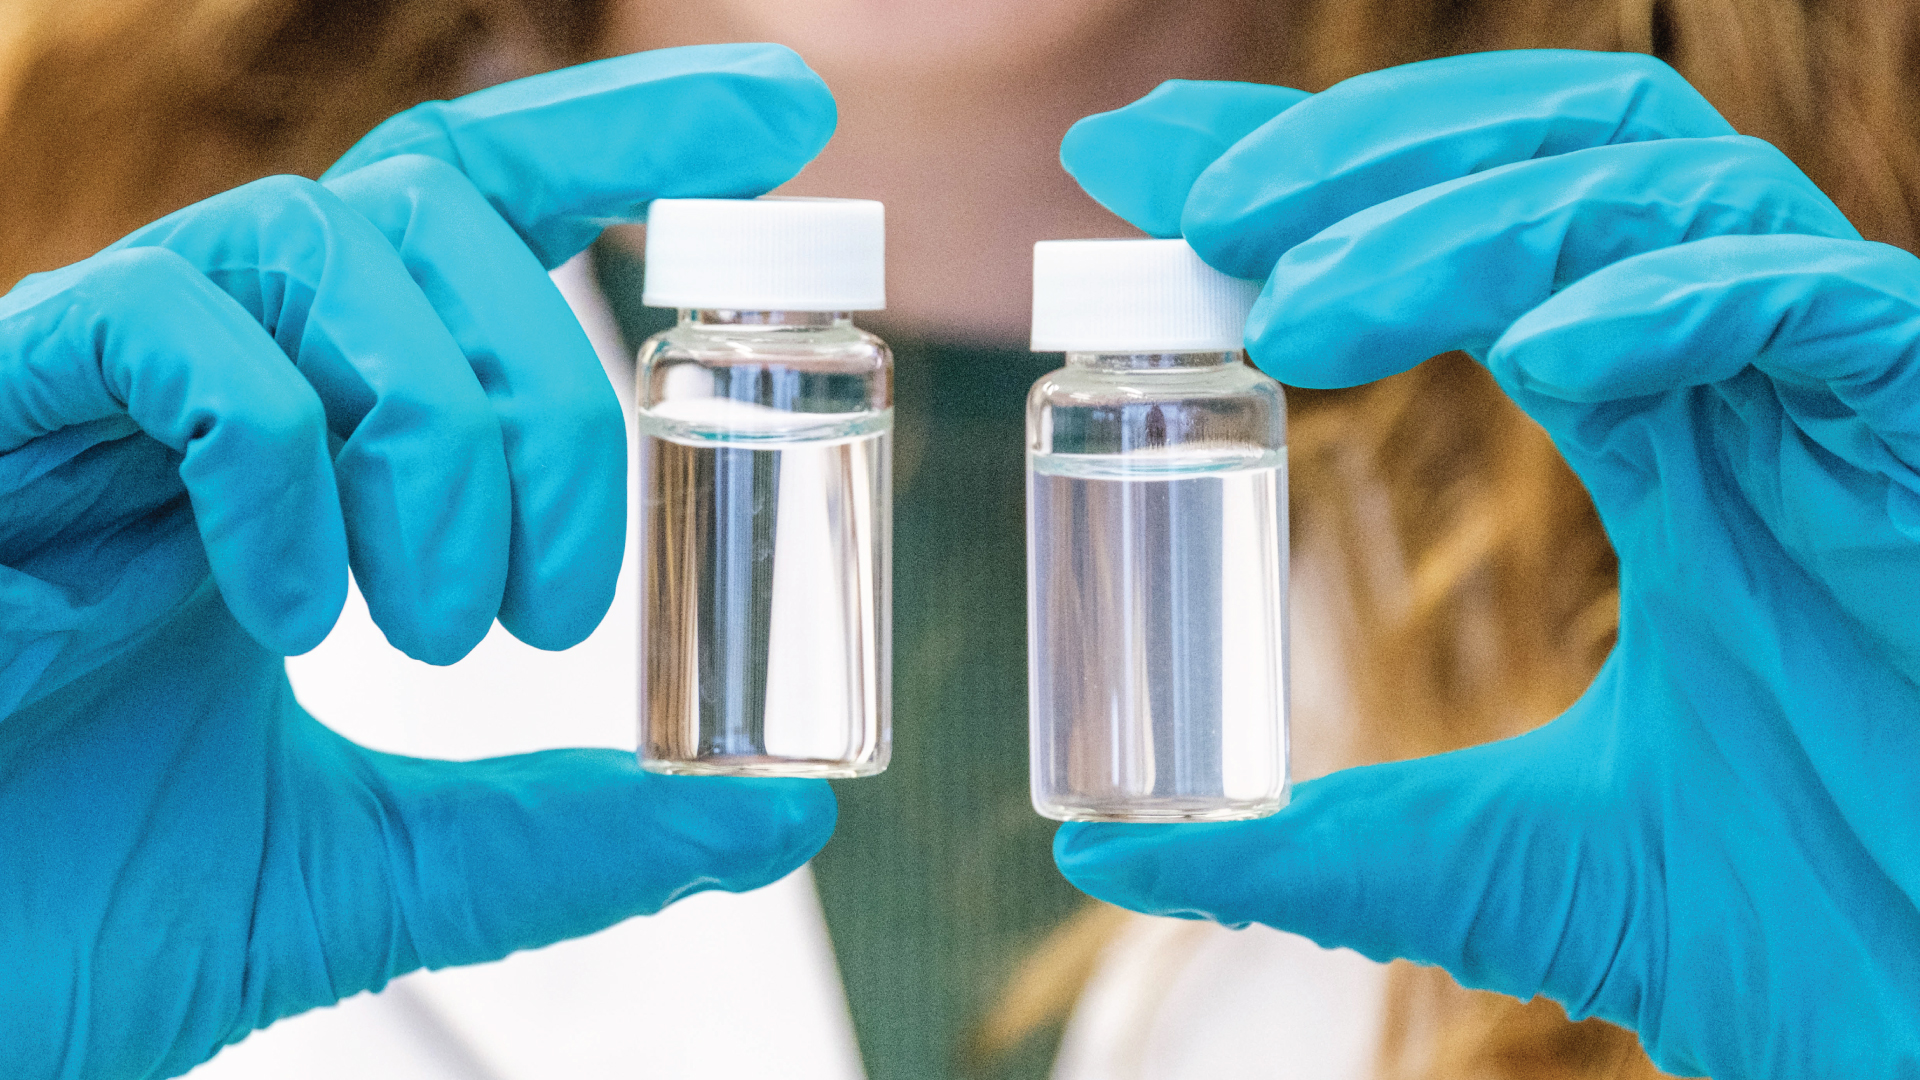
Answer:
[0, 249, 343, 685]
[1491, 234, 1920, 675]
[281, 728, 837, 995]
[322, 44, 838, 268]
[1183, 49, 1735, 278]
[1494, 234, 1920, 451]
[1053, 707, 1636, 1020]
[111, 177, 513, 664]
[1246, 136, 1857, 389]
[325, 156, 624, 652]
[1061, 79, 1309, 237]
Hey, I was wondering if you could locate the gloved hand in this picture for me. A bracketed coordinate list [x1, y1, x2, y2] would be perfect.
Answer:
[1054, 50, 1920, 1078]
[0, 44, 838, 1080]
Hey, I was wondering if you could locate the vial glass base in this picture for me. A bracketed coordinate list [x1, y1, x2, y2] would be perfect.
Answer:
[1027, 448, 1288, 823]
[1036, 796, 1286, 823]
[641, 755, 888, 779]
[640, 428, 891, 778]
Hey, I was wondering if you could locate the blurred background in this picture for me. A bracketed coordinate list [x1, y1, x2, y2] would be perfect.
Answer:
[1, 1, 1914, 1078]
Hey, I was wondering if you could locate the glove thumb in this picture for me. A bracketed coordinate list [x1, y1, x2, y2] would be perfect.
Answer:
[362, 747, 837, 971]
[1053, 708, 1641, 1019]
[264, 722, 838, 1016]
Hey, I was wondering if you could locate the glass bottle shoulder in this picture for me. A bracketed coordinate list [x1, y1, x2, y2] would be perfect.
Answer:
[1027, 357, 1282, 410]
[637, 319, 892, 445]
[639, 322, 891, 376]
[1027, 355, 1285, 465]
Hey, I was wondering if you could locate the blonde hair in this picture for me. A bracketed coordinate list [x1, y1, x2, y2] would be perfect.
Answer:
[0, 0, 598, 289]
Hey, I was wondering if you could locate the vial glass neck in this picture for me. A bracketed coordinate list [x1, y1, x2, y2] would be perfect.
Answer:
[681, 310, 852, 329]
[1065, 350, 1241, 372]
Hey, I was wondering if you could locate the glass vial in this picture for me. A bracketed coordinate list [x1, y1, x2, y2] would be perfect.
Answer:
[635, 197, 890, 778]
[1026, 239, 1287, 821]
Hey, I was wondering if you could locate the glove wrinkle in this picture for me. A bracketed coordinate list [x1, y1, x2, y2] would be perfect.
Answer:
[1179, 50, 1738, 279]
[323, 44, 838, 269]
[322, 154, 624, 652]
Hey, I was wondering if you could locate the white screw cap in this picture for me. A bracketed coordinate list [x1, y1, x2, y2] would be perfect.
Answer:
[1030, 238, 1259, 352]
[643, 196, 885, 311]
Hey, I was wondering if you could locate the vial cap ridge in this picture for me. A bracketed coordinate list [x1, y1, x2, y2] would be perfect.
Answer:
[643, 197, 885, 312]
[1030, 238, 1258, 352]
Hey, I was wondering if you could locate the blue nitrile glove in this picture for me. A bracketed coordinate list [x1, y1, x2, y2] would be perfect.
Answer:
[0, 44, 838, 1080]
[1053, 51, 1920, 1078]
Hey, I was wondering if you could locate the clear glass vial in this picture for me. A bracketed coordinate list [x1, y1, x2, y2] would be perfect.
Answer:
[1026, 239, 1287, 821]
[635, 197, 891, 778]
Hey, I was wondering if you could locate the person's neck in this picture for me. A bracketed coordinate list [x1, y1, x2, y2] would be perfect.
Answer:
[599, 0, 1282, 343]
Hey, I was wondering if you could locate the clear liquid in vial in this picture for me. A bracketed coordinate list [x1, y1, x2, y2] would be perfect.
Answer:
[641, 428, 890, 777]
[1027, 447, 1287, 821]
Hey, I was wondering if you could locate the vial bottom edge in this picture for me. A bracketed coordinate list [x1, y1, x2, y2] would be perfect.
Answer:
[1033, 794, 1288, 824]
[641, 755, 889, 780]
